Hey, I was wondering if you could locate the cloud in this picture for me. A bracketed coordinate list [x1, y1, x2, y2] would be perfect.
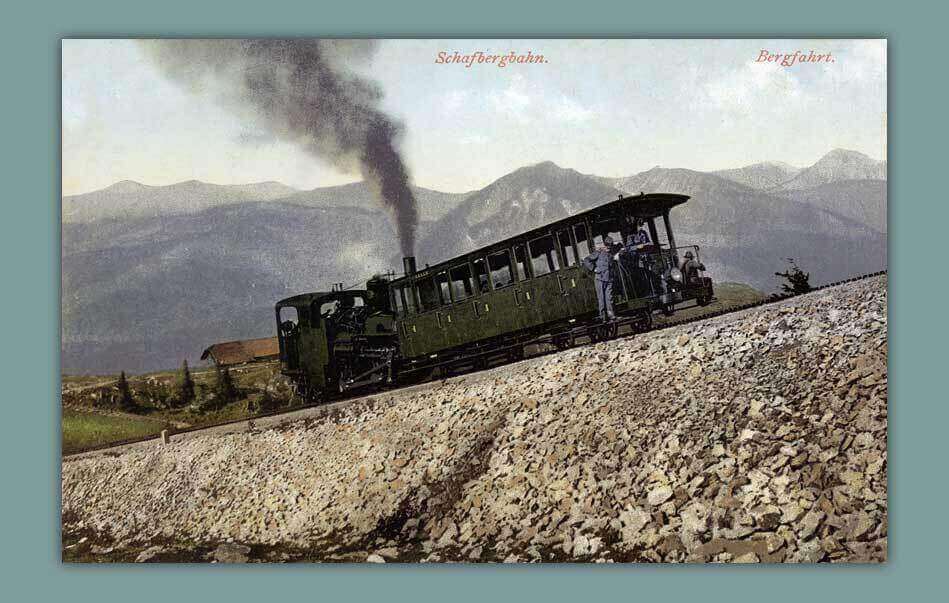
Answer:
[441, 75, 593, 128]
[442, 89, 471, 112]
[551, 97, 594, 122]
[485, 75, 593, 125]
[701, 41, 885, 119]
[235, 129, 278, 146]
[819, 40, 886, 88]
[458, 134, 489, 145]
[705, 60, 806, 113]
[488, 76, 531, 112]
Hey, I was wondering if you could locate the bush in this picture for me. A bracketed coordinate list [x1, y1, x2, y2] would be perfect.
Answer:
[247, 390, 280, 416]
[215, 365, 239, 404]
[174, 359, 196, 408]
[116, 371, 136, 412]
[137, 379, 174, 409]
[190, 366, 241, 414]
[774, 258, 812, 295]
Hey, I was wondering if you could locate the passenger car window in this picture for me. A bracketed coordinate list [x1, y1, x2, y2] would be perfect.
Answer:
[403, 285, 417, 314]
[436, 271, 451, 305]
[391, 286, 405, 315]
[488, 250, 514, 289]
[593, 218, 622, 250]
[449, 264, 474, 301]
[472, 258, 489, 293]
[574, 223, 591, 254]
[529, 235, 560, 276]
[514, 245, 530, 281]
[417, 277, 439, 312]
[557, 229, 577, 267]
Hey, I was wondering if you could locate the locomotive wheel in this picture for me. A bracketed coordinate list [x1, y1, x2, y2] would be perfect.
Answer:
[592, 321, 617, 341]
[604, 321, 618, 339]
[635, 311, 653, 333]
[697, 292, 712, 306]
[662, 304, 674, 316]
[588, 325, 600, 343]
[553, 333, 574, 350]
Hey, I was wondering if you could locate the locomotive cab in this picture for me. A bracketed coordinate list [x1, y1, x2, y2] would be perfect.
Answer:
[275, 286, 398, 399]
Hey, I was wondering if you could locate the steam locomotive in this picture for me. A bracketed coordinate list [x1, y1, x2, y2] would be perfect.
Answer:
[275, 193, 713, 400]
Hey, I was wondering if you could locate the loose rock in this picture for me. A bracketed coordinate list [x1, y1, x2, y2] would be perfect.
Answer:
[63, 277, 888, 563]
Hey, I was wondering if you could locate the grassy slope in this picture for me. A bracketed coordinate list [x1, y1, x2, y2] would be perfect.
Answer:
[62, 362, 286, 454]
[62, 409, 170, 455]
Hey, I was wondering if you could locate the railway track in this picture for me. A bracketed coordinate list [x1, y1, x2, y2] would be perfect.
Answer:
[63, 269, 887, 458]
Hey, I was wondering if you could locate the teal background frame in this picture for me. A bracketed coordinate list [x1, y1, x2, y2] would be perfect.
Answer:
[2, 0, 942, 600]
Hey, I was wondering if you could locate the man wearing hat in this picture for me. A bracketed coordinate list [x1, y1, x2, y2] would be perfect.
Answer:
[626, 221, 652, 258]
[680, 250, 706, 285]
[582, 235, 620, 322]
[621, 221, 654, 296]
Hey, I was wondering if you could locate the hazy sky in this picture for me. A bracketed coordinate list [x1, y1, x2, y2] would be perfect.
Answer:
[62, 39, 886, 196]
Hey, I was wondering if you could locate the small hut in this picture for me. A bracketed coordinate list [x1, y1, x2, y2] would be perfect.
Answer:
[200, 337, 280, 367]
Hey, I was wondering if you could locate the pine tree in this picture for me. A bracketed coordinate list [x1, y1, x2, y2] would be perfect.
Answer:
[176, 359, 196, 407]
[775, 258, 812, 295]
[117, 371, 135, 411]
[215, 365, 238, 405]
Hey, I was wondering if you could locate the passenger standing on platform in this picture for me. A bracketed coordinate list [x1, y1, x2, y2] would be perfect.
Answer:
[626, 222, 652, 259]
[622, 222, 654, 295]
[583, 235, 618, 322]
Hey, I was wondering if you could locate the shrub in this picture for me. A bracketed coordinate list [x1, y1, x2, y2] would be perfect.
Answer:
[774, 258, 812, 295]
[174, 359, 196, 408]
[116, 371, 136, 412]
[215, 365, 239, 404]
[248, 390, 280, 416]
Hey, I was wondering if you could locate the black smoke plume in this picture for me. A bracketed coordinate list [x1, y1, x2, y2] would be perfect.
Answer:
[141, 39, 418, 256]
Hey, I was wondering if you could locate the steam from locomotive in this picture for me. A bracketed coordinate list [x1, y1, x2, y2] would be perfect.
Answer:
[141, 39, 419, 256]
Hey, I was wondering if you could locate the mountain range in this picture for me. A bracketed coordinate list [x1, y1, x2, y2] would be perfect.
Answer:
[62, 148, 887, 373]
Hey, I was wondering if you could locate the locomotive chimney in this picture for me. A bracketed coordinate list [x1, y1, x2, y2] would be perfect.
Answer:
[403, 256, 417, 276]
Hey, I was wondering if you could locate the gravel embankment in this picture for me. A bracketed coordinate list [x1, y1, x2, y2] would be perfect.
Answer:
[63, 276, 887, 563]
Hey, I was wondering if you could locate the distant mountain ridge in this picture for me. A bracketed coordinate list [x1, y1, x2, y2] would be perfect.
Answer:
[420, 161, 623, 263]
[63, 180, 301, 223]
[713, 161, 801, 190]
[62, 200, 403, 374]
[773, 149, 886, 191]
[64, 179, 469, 224]
[424, 161, 885, 288]
[784, 179, 887, 234]
[61, 148, 887, 373]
